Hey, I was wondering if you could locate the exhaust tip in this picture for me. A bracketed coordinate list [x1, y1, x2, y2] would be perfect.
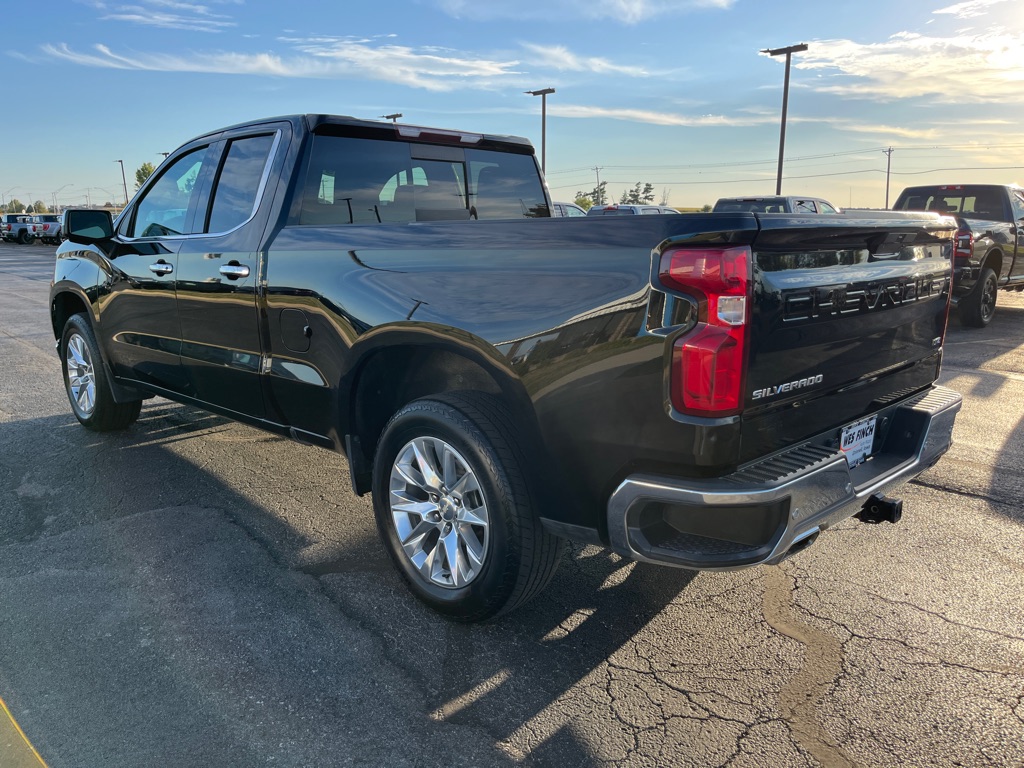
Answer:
[766, 528, 819, 565]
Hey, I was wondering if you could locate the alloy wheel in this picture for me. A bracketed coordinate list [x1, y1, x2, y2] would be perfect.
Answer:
[65, 333, 97, 417]
[388, 437, 490, 589]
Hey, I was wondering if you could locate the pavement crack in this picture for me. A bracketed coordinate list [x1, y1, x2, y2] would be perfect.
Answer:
[762, 566, 859, 768]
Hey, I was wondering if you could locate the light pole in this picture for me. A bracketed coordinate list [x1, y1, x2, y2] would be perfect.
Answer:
[380, 113, 403, 123]
[116, 159, 129, 207]
[761, 43, 808, 195]
[51, 183, 74, 213]
[525, 87, 555, 175]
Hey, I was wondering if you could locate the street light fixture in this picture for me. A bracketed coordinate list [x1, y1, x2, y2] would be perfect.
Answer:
[525, 87, 556, 175]
[380, 113, 403, 123]
[115, 159, 129, 207]
[761, 43, 808, 195]
[52, 183, 74, 213]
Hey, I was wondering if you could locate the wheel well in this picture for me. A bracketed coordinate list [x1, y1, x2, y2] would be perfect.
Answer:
[348, 346, 539, 493]
[982, 249, 1003, 277]
[51, 291, 89, 340]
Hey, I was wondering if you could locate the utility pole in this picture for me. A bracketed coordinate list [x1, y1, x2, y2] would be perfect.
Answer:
[883, 147, 894, 208]
[761, 43, 808, 195]
[525, 88, 556, 175]
[593, 167, 604, 204]
[116, 160, 129, 207]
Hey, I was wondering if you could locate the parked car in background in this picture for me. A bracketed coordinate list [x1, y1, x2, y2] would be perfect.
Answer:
[35, 214, 62, 245]
[551, 201, 587, 217]
[1, 214, 39, 244]
[586, 204, 679, 216]
[713, 196, 840, 214]
[891, 183, 1024, 327]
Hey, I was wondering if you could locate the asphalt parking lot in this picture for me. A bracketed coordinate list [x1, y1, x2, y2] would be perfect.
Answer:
[1, 240, 1022, 767]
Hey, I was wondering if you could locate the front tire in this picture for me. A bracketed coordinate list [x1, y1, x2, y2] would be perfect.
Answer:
[61, 313, 142, 431]
[372, 393, 564, 622]
[959, 266, 997, 328]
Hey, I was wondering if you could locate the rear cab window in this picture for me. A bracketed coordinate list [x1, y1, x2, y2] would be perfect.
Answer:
[297, 133, 549, 225]
[895, 186, 1010, 221]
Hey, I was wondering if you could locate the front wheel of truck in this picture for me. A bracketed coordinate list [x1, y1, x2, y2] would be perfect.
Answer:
[61, 313, 142, 431]
[959, 266, 997, 328]
[372, 393, 564, 622]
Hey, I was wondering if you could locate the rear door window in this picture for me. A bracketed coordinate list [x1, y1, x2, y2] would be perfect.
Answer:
[205, 134, 276, 234]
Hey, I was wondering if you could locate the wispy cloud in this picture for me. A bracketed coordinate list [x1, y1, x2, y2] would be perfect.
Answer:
[435, 0, 735, 24]
[795, 29, 1024, 102]
[91, 0, 237, 32]
[521, 43, 648, 76]
[932, 0, 1014, 20]
[40, 39, 523, 91]
[827, 120, 940, 140]
[549, 103, 776, 127]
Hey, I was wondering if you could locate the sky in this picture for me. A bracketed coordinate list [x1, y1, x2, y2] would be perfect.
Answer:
[3, 0, 1024, 211]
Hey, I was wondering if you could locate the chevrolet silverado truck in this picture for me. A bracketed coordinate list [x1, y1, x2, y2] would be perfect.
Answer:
[51, 114, 962, 621]
[2, 214, 38, 244]
[35, 213, 62, 245]
[892, 184, 1024, 327]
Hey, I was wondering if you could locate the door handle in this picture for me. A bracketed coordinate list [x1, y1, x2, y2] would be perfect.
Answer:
[148, 261, 173, 275]
[218, 263, 250, 280]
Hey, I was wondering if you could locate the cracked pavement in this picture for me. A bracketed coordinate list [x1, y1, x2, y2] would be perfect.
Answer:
[1, 243, 1022, 767]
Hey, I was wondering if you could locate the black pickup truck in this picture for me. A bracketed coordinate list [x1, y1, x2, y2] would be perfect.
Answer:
[51, 114, 962, 621]
[892, 184, 1024, 327]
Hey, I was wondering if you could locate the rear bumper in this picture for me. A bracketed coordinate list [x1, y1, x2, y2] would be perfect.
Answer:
[951, 262, 978, 300]
[606, 385, 962, 570]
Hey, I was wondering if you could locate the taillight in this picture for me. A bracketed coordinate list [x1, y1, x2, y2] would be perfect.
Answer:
[953, 226, 973, 259]
[660, 246, 750, 417]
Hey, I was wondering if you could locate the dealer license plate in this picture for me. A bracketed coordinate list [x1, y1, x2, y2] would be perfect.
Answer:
[841, 416, 876, 467]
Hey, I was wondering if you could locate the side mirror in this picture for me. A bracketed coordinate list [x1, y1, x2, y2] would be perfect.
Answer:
[62, 209, 114, 245]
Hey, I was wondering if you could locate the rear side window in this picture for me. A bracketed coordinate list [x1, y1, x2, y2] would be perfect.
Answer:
[206, 134, 276, 233]
[299, 135, 548, 225]
[793, 199, 817, 213]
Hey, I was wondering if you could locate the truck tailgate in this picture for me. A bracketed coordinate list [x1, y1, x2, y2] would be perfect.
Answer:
[741, 212, 956, 463]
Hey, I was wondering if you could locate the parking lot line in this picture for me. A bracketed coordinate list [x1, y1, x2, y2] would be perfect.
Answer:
[0, 694, 47, 767]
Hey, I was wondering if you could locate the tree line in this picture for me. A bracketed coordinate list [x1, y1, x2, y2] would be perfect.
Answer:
[572, 181, 669, 210]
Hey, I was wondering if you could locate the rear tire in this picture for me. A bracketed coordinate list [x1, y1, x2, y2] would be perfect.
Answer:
[959, 266, 997, 328]
[61, 313, 142, 431]
[18, 230, 31, 245]
[372, 392, 564, 622]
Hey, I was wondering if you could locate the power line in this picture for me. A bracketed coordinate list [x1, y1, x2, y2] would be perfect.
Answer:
[547, 163, 1024, 191]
